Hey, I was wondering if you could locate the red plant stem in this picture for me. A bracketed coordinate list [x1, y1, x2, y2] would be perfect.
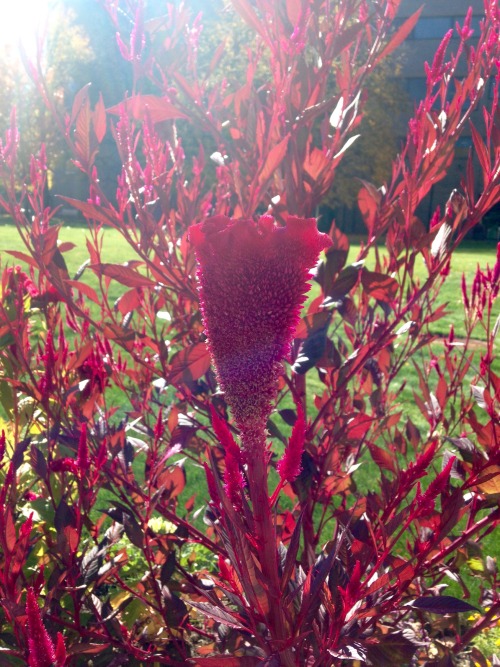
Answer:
[425, 507, 500, 569]
[300, 497, 317, 569]
[245, 432, 296, 666]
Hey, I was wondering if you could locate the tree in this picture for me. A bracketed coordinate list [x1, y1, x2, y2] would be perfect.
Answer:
[0, 4, 94, 191]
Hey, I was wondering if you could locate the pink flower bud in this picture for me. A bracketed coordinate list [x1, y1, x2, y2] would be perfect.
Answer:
[54, 633, 67, 666]
[461, 274, 470, 309]
[277, 402, 306, 483]
[77, 424, 89, 473]
[26, 588, 56, 667]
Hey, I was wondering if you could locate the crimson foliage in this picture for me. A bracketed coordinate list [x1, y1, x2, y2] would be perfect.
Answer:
[0, 1, 499, 665]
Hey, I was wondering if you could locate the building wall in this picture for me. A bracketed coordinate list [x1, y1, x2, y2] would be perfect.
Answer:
[396, 0, 489, 231]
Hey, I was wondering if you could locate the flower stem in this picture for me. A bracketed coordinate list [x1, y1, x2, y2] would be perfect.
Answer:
[245, 430, 296, 666]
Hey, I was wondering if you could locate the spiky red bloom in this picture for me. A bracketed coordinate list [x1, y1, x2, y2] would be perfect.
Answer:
[26, 588, 56, 667]
[277, 402, 305, 483]
[191, 215, 330, 451]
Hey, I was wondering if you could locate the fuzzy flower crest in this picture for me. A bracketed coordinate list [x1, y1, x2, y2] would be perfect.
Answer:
[191, 215, 330, 447]
[26, 588, 56, 667]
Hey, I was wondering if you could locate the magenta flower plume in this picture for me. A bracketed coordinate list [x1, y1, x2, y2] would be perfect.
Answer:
[54, 633, 67, 666]
[210, 406, 245, 505]
[26, 588, 56, 667]
[277, 402, 305, 484]
[191, 215, 330, 452]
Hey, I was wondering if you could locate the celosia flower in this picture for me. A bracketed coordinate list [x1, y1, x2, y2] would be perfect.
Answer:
[210, 406, 245, 506]
[26, 588, 56, 667]
[54, 633, 67, 666]
[191, 215, 330, 452]
[277, 402, 305, 483]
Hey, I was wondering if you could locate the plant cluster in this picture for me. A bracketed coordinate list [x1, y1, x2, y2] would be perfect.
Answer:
[0, 0, 499, 665]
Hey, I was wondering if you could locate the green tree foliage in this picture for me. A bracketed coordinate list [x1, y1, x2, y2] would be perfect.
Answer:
[326, 59, 409, 209]
[0, 4, 93, 185]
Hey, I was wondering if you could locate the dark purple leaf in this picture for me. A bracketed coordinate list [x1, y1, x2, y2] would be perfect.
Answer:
[408, 596, 479, 615]
[327, 265, 360, 301]
[279, 409, 297, 426]
[160, 552, 176, 584]
[54, 500, 77, 532]
[30, 445, 47, 479]
[12, 437, 31, 471]
[293, 324, 328, 374]
[188, 601, 249, 631]
[281, 512, 303, 591]
[123, 514, 144, 548]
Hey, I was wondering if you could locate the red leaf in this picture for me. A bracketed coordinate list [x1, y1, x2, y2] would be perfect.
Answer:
[188, 601, 249, 631]
[295, 309, 330, 340]
[4, 250, 38, 269]
[64, 526, 79, 554]
[327, 265, 360, 300]
[114, 288, 143, 314]
[57, 242, 76, 253]
[70, 83, 91, 127]
[107, 95, 188, 123]
[58, 197, 119, 228]
[374, 8, 423, 67]
[361, 270, 398, 302]
[65, 280, 100, 304]
[66, 643, 111, 656]
[286, 0, 301, 25]
[475, 465, 500, 496]
[230, 0, 267, 39]
[358, 185, 380, 235]
[4, 507, 16, 553]
[92, 93, 107, 144]
[331, 21, 365, 61]
[168, 342, 211, 385]
[315, 224, 349, 294]
[74, 86, 92, 165]
[471, 123, 490, 178]
[367, 442, 396, 473]
[155, 463, 186, 499]
[258, 135, 290, 185]
[304, 147, 330, 181]
[346, 413, 373, 439]
[90, 263, 156, 288]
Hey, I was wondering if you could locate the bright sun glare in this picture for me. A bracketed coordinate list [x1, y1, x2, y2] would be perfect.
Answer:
[0, 0, 52, 55]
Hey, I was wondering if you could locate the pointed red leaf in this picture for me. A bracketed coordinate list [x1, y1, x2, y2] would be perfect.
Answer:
[107, 95, 187, 123]
[374, 8, 423, 67]
[90, 263, 156, 288]
[168, 342, 211, 385]
[258, 135, 290, 185]
[92, 93, 107, 144]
